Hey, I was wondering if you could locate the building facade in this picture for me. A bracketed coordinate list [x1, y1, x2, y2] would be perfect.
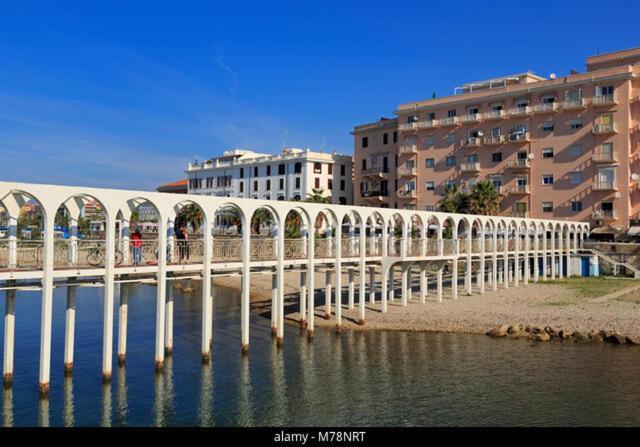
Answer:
[354, 47, 640, 234]
[186, 148, 354, 205]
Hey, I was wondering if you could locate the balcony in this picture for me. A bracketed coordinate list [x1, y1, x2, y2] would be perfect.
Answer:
[460, 162, 481, 173]
[510, 184, 530, 194]
[484, 110, 505, 121]
[417, 120, 439, 129]
[439, 116, 460, 127]
[562, 98, 587, 110]
[592, 209, 617, 220]
[399, 143, 418, 155]
[483, 135, 505, 145]
[509, 158, 531, 170]
[508, 132, 531, 143]
[592, 152, 617, 163]
[533, 102, 559, 114]
[397, 167, 417, 177]
[361, 191, 387, 202]
[398, 189, 417, 199]
[508, 106, 532, 117]
[362, 167, 386, 179]
[399, 122, 418, 132]
[461, 137, 481, 148]
[592, 94, 617, 106]
[460, 113, 482, 124]
[593, 180, 617, 191]
[592, 123, 618, 134]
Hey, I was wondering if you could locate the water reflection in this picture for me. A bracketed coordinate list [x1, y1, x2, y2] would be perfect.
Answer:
[63, 376, 74, 427]
[152, 357, 175, 427]
[197, 360, 214, 426]
[268, 342, 287, 425]
[2, 386, 12, 427]
[38, 397, 49, 427]
[116, 364, 128, 426]
[101, 382, 112, 427]
[236, 355, 254, 426]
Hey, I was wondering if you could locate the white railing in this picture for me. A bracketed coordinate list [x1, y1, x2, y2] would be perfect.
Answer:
[508, 106, 531, 117]
[509, 132, 530, 142]
[593, 180, 616, 190]
[399, 144, 418, 154]
[397, 167, 417, 177]
[439, 116, 459, 126]
[460, 113, 482, 123]
[593, 123, 617, 134]
[592, 94, 616, 106]
[484, 110, 505, 120]
[418, 120, 438, 129]
[562, 98, 586, 109]
[483, 135, 505, 145]
[461, 137, 481, 147]
[534, 103, 558, 113]
[460, 162, 480, 172]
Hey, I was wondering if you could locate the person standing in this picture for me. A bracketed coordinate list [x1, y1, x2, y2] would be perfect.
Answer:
[131, 228, 143, 265]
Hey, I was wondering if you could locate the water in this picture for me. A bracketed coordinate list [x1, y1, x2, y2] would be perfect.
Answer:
[1, 282, 640, 427]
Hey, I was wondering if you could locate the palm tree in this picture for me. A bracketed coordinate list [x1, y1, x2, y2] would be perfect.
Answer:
[468, 180, 502, 216]
[176, 204, 204, 232]
[438, 184, 468, 213]
[285, 211, 302, 238]
[251, 208, 273, 234]
[224, 207, 243, 234]
[306, 188, 330, 204]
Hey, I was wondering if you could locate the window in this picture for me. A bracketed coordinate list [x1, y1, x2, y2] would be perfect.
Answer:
[542, 147, 554, 158]
[340, 164, 346, 176]
[314, 162, 322, 174]
[491, 103, 504, 111]
[426, 205, 435, 212]
[340, 179, 345, 190]
[569, 145, 582, 156]
[266, 179, 271, 191]
[362, 159, 368, 170]
[383, 133, 388, 145]
[597, 85, 614, 96]
[328, 179, 333, 190]
[491, 127, 501, 137]
[315, 178, 320, 188]
[393, 131, 398, 143]
[362, 137, 368, 148]
[542, 202, 553, 213]
[515, 98, 529, 108]
[278, 164, 286, 175]
[569, 118, 583, 129]
[569, 170, 582, 184]
[492, 152, 502, 162]
[425, 136, 435, 146]
[295, 177, 300, 188]
[395, 155, 398, 167]
[254, 167, 258, 177]
[447, 109, 457, 117]
[446, 133, 455, 144]
[490, 175, 502, 188]
[542, 121, 554, 132]
[571, 201, 583, 212]
[566, 89, 582, 100]
[253, 180, 258, 191]
[267, 165, 271, 176]
[599, 142, 614, 158]
[542, 175, 554, 185]
[468, 106, 479, 114]
[294, 162, 301, 174]
[425, 158, 435, 168]
[425, 181, 435, 191]
[240, 168, 244, 179]
[279, 178, 284, 190]
[446, 156, 456, 166]
[239, 181, 244, 193]
[541, 94, 556, 104]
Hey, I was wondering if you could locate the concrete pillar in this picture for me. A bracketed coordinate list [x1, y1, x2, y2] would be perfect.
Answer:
[436, 267, 443, 303]
[276, 232, 285, 346]
[566, 231, 572, 278]
[348, 268, 354, 309]
[465, 234, 472, 295]
[307, 231, 315, 339]
[63, 283, 77, 374]
[524, 236, 530, 286]
[334, 226, 342, 332]
[69, 220, 78, 266]
[299, 270, 307, 327]
[542, 234, 548, 281]
[479, 231, 485, 295]
[241, 221, 251, 351]
[401, 265, 409, 307]
[389, 266, 395, 302]
[154, 219, 167, 371]
[381, 267, 388, 312]
[419, 264, 427, 304]
[513, 230, 520, 287]
[451, 259, 458, 300]
[7, 217, 17, 269]
[558, 232, 564, 278]
[2, 286, 16, 386]
[324, 269, 332, 319]
[533, 235, 540, 283]
[117, 282, 128, 364]
[358, 222, 366, 325]
[550, 233, 556, 280]
[271, 271, 278, 335]
[202, 219, 213, 353]
[39, 218, 55, 395]
[368, 266, 375, 304]
[165, 277, 174, 356]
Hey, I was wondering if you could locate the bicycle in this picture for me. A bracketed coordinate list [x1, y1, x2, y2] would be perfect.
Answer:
[87, 244, 124, 267]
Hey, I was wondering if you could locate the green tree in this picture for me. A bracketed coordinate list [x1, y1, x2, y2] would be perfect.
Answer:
[251, 208, 273, 233]
[438, 184, 468, 213]
[176, 204, 204, 232]
[305, 188, 330, 204]
[55, 208, 69, 228]
[468, 180, 501, 216]
[285, 211, 302, 238]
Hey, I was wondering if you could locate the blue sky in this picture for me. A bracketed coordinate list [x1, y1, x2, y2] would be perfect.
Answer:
[1, 0, 639, 190]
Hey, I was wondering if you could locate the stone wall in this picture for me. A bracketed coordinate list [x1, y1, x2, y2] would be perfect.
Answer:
[584, 242, 640, 268]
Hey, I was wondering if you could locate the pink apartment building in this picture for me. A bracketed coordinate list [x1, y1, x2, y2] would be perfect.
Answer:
[353, 47, 640, 237]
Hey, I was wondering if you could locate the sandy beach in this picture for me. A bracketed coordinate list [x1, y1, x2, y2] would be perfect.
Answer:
[210, 269, 640, 342]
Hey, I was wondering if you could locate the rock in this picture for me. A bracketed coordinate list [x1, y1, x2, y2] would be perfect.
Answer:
[532, 327, 544, 335]
[625, 337, 637, 345]
[604, 333, 627, 344]
[545, 327, 558, 338]
[587, 331, 603, 343]
[572, 331, 588, 342]
[533, 333, 550, 342]
[558, 330, 572, 340]
[487, 325, 509, 337]
[507, 325, 523, 336]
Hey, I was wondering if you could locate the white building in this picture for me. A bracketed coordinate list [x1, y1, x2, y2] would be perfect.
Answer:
[186, 148, 354, 204]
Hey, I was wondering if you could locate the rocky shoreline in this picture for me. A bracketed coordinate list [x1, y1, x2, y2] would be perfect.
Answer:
[487, 324, 638, 345]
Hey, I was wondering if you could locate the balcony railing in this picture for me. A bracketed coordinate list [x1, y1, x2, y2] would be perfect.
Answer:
[592, 94, 617, 106]
[562, 98, 587, 110]
[398, 189, 417, 199]
[484, 110, 505, 120]
[418, 120, 438, 129]
[362, 167, 386, 177]
[592, 210, 617, 220]
[533, 102, 559, 113]
[510, 158, 531, 169]
[509, 132, 531, 142]
[399, 143, 418, 154]
[461, 137, 481, 147]
[439, 116, 459, 126]
[460, 113, 482, 123]
[592, 123, 617, 134]
[361, 190, 387, 199]
[510, 184, 530, 194]
[592, 152, 617, 163]
[399, 122, 418, 132]
[397, 167, 417, 177]
[593, 180, 617, 191]
[460, 162, 480, 173]
[483, 135, 505, 145]
[508, 106, 532, 117]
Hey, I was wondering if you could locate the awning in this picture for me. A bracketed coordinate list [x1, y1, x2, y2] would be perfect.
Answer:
[591, 225, 624, 235]
[627, 226, 640, 235]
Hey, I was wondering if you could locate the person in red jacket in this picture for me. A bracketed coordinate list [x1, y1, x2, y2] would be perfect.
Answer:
[131, 228, 143, 265]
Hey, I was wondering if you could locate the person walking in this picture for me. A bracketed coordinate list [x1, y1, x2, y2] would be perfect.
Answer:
[131, 228, 143, 265]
